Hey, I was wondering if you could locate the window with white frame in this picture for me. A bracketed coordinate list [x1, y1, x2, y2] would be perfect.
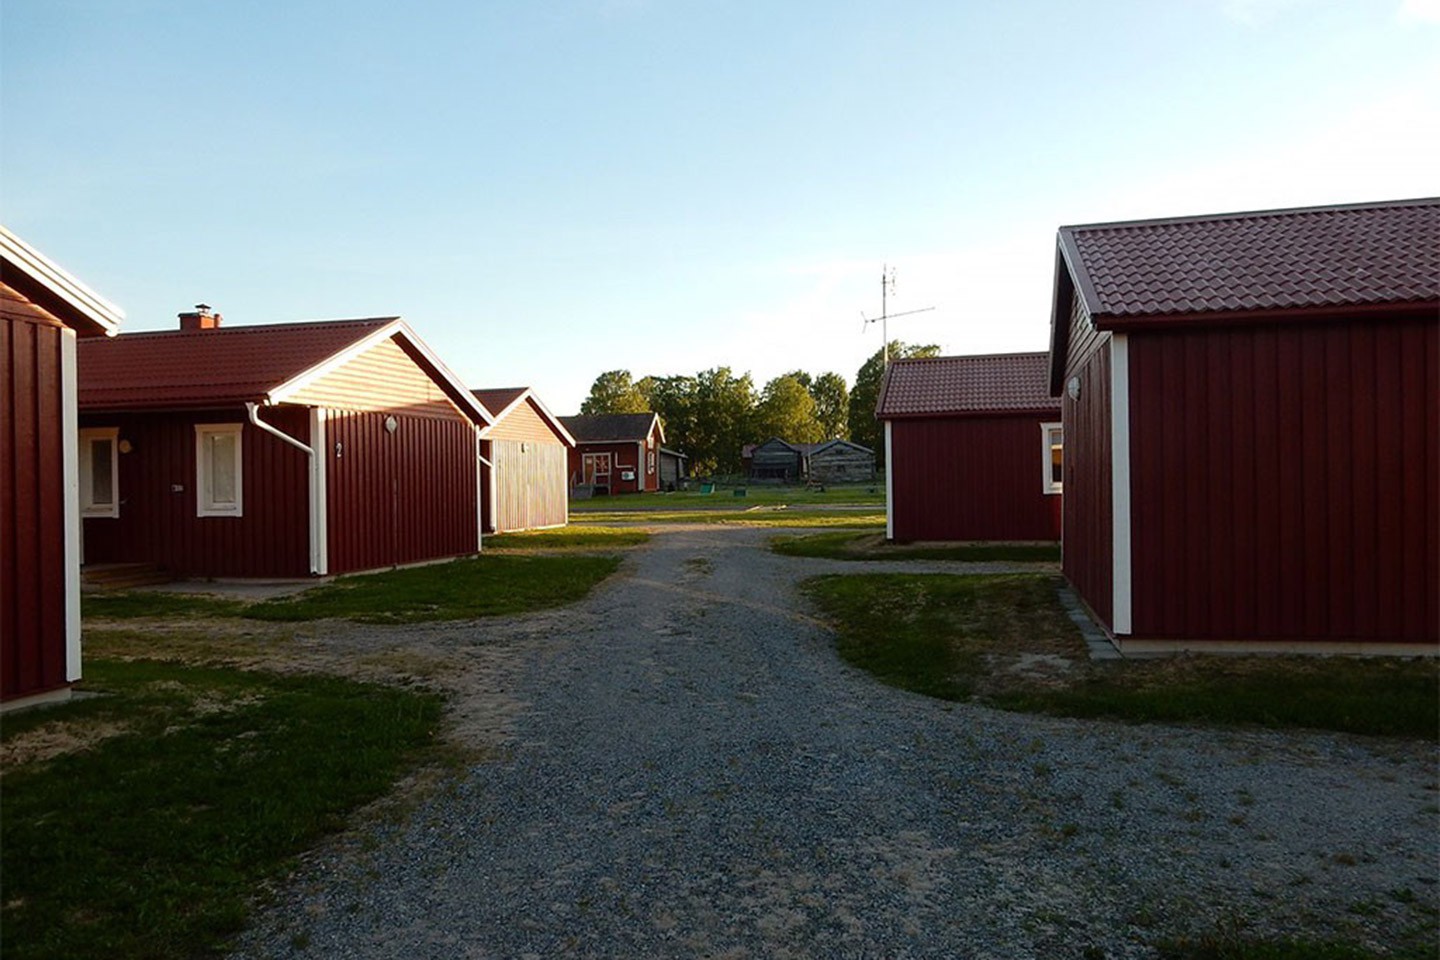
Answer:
[1041, 422, 1063, 495]
[79, 427, 119, 517]
[195, 424, 243, 517]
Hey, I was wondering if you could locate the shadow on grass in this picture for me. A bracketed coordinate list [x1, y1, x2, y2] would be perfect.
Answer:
[83, 554, 623, 624]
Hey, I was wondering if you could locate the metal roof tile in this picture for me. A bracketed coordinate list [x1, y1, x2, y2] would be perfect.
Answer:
[876, 352, 1058, 418]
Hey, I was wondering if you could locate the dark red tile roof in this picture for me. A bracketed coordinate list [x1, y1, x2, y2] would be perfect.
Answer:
[559, 412, 660, 443]
[471, 387, 529, 418]
[1061, 198, 1439, 321]
[78, 317, 397, 410]
[876, 352, 1057, 419]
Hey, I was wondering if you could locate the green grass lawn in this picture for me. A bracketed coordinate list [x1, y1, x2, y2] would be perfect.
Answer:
[803, 573, 1439, 739]
[84, 554, 622, 624]
[573, 508, 885, 528]
[772, 530, 1061, 562]
[569, 483, 885, 511]
[483, 525, 650, 549]
[1, 659, 442, 960]
[1155, 935, 1437, 960]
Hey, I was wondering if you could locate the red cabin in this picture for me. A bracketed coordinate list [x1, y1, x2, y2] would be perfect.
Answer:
[472, 387, 575, 533]
[1049, 198, 1439, 654]
[2, 227, 124, 710]
[77, 312, 492, 579]
[559, 412, 665, 495]
[877, 353, 1062, 543]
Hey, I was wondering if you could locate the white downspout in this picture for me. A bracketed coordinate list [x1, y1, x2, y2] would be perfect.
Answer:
[246, 402, 326, 576]
[476, 430, 492, 550]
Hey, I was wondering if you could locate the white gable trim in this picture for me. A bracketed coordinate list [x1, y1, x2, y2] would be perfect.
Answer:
[0, 226, 125, 334]
[269, 319, 493, 427]
[476, 388, 578, 446]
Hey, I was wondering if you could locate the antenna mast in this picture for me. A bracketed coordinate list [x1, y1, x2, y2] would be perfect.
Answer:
[862, 264, 934, 366]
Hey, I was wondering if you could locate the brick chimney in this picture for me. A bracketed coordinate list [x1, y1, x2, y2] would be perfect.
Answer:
[179, 303, 222, 330]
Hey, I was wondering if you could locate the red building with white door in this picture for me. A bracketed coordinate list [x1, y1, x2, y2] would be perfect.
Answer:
[559, 412, 665, 495]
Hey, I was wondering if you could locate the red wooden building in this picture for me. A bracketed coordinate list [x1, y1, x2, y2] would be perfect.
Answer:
[472, 387, 575, 532]
[559, 412, 665, 495]
[2, 227, 124, 710]
[77, 311, 492, 579]
[877, 353, 1061, 543]
[1049, 198, 1438, 654]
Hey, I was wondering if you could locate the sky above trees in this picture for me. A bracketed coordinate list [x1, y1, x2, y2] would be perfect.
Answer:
[3, 1, 1436, 415]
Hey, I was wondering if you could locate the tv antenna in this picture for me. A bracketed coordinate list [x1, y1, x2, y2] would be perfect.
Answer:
[861, 265, 934, 365]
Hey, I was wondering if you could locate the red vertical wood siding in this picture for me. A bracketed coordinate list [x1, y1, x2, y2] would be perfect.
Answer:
[1128, 316, 1438, 644]
[79, 408, 311, 577]
[2, 317, 69, 701]
[889, 415, 1061, 542]
[325, 410, 478, 574]
[1061, 339, 1113, 631]
[568, 442, 647, 494]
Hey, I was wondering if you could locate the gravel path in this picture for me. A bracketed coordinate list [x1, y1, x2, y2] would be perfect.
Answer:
[232, 527, 1439, 960]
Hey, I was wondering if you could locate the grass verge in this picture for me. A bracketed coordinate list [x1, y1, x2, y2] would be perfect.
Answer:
[1156, 936, 1435, 960]
[483, 525, 650, 549]
[0, 658, 442, 960]
[83, 554, 622, 623]
[772, 531, 1060, 562]
[569, 484, 885, 511]
[802, 573, 1439, 739]
[573, 508, 885, 527]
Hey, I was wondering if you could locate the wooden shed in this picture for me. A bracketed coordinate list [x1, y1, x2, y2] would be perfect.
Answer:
[559, 412, 665, 495]
[748, 438, 808, 482]
[808, 439, 875, 484]
[877, 353, 1060, 543]
[1049, 198, 1438, 654]
[472, 387, 574, 532]
[2, 227, 124, 710]
[77, 311, 492, 579]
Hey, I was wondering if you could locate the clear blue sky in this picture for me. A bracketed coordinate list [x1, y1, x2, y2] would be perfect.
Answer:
[4, 0, 1436, 415]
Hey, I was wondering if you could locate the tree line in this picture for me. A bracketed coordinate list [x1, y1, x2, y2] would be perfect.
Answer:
[577, 341, 939, 475]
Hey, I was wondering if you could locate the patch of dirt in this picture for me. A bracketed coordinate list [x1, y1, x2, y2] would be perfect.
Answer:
[1, 719, 133, 770]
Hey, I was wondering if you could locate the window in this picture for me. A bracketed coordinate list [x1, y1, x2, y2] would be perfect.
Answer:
[647, 450, 656, 474]
[1041, 422, 1063, 495]
[195, 424, 243, 517]
[79, 428, 119, 517]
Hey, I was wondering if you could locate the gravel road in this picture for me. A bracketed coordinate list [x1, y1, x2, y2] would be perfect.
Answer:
[232, 526, 1439, 960]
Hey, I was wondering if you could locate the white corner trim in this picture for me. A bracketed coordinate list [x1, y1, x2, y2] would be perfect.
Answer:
[61, 330, 82, 682]
[311, 408, 329, 575]
[884, 420, 895, 541]
[1111, 334, 1132, 635]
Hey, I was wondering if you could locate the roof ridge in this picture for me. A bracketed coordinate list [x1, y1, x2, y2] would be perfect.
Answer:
[891, 350, 1049, 363]
[1060, 197, 1440, 235]
[104, 316, 400, 340]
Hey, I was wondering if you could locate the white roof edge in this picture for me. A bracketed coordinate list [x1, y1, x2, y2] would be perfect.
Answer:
[474, 388, 577, 446]
[268, 318, 494, 426]
[0, 225, 125, 333]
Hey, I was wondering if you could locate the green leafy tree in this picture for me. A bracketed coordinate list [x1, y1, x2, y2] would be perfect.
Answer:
[809, 371, 849, 440]
[580, 370, 647, 415]
[848, 341, 940, 462]
[755, 374, 823, 444]
[688, 367, 757, 475]
[638, 374, 697, 456]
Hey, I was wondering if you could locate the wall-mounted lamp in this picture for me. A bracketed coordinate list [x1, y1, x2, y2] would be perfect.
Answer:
[1066, 376, 1082, 401]
[384, 416, 398, 434]
[119, 439, 133, 454]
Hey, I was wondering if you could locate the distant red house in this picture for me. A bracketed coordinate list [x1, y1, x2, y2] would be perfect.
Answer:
[877, 353, 1061, 543]
[2, 226, 124, 710]
[77, 310, 492, 579]
[472, 387, 574, 532]
[559, 413, 665, 495]
[1050, 198, 1438, 654]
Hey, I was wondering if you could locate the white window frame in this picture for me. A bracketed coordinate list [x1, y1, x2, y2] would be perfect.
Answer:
[79, 427, 120, 518]
[195, 423, 244, 517]
[1041, 421, 1063, 495]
